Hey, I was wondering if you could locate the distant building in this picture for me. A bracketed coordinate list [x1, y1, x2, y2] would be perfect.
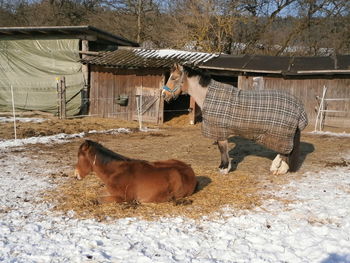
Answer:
[0, 26, 138, 116]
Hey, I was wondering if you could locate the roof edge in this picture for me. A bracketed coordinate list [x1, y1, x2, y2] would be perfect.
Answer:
[0, 25, 139, 46]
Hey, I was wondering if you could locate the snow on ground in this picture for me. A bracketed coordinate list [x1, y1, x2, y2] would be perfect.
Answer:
[0, 132, 350, 263]
[0, 117, 46, 123]
[0, 128, 130, 150]
[309, 131, 350, 137]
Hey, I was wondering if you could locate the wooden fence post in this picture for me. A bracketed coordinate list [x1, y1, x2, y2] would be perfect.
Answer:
[189, 96, 196, 125]
[57, 77, 66, 119]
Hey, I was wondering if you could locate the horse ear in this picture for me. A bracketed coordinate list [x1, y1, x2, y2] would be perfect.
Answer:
[81, 140, 92, 151]
[174, 63, 183, 72]
[171, 63, 177, 72]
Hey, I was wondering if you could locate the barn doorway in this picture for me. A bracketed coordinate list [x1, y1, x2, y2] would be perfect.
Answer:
[163, 94, 191, 122]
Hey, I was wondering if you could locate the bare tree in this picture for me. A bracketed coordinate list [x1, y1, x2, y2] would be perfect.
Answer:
[274, 0, 349, 55]
[239, 0, 297, 54]
[103, 0, 159, 43]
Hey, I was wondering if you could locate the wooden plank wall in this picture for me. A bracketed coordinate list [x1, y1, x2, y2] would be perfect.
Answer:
[132, 73, 164, 123]
[89, 66, 164, 123]
[238, 75, 350, 128]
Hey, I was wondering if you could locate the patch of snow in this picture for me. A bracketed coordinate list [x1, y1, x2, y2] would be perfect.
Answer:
[309, 131, 350, 137]
[0, 117, 46, 123]
[0, 128, 131, 150]
[0, 132, 85, 150]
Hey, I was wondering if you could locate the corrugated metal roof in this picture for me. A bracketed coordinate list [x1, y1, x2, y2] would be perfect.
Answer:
[200, 54, 350, 75]
[82, 47, 218, 68]
[83, 48, 350, 75]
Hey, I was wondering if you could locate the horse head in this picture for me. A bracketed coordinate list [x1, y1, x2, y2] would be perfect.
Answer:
[162, 63, 185, 102]
[74, 140, 95, 180]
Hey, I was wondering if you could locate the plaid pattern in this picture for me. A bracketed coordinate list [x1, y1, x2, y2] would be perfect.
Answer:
[202, 80, 308, 154]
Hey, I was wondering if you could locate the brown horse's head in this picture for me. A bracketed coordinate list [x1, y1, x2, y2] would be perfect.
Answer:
[74, 140, 132, 180]
[162, 63, 185, 102]
[74, 140, 95, 180]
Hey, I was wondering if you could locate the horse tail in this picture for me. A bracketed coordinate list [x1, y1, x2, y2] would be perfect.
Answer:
[288, 128, 301, 172]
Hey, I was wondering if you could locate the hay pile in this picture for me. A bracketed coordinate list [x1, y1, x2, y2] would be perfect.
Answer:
[44, 166, 290, 221]
[0, 117, 142, 140]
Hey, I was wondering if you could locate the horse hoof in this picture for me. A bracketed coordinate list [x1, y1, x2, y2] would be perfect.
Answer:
[219, 168, 229, 175]
[272, 160, 289, 175]
[121, 200, 141, 210]
[219, 162, 231, 175]
[173, 198, 193, 206]
[277, 160, 289, 174]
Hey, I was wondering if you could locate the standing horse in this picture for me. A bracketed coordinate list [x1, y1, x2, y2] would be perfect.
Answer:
[162, 64, 308, 175]
[74, 140, 197, 203]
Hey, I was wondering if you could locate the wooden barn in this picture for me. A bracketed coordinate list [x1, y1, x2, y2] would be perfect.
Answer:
[83, 49, 349, 129]
[0, 26, 138, 116]
[200, 54, 350, 129]
[82, 47, 217, 124]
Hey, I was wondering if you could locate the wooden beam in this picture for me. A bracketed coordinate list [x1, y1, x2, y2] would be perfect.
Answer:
[37, 30, 49, 34]
[189, 96, 196, 125]
[79, 51, 100, 56]
[77, 35, 97, 41]
[81, 39, 89, 115]
[199, 65, 283, 74]
[297, 70, 350, 74]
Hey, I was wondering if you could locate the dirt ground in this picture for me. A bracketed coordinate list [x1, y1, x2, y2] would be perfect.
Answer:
[2, 114, 350, 220]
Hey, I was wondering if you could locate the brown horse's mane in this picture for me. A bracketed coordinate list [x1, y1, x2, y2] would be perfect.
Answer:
[183, 66, 212, 87]
[80, 140, 133, 164]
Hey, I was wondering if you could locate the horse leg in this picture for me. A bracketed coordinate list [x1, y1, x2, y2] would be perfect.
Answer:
[217, 140, 231, 174]
[172, 197, 193, 206]
[98, 187, 109, 197]
[288, 128, 301, 172]
[97, 194, 124, 204]
[270, 128, 301, 175]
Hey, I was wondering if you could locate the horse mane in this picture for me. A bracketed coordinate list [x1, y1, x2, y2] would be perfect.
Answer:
[183, 66, 212, 87]
[80, 140, 132, 164]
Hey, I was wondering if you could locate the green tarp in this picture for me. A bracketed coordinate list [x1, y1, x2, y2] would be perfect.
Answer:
[0, 39, 84, 116]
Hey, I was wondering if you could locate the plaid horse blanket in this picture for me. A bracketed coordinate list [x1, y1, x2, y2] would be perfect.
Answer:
[202, 80, 308, 154]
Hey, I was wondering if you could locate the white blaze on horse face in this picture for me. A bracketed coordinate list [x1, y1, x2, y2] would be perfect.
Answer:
[162, 72, 174, 101]
[74, 168, 82, 180]
[163, 69, 184, 102]
[161, 89, 167, 99]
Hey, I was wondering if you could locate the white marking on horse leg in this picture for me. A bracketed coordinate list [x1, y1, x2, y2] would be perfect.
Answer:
[276, 160, 289, 175]
[270, 154, 290, 175]
[219, 158, 232, 175]
[270, 154, 282, 173]
[218, 140, 231, 175]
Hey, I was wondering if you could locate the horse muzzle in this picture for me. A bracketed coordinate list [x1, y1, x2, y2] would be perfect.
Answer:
[161, 89, 171, 102]
[162, 87, 179, 102]
[74, 168, 82, 180]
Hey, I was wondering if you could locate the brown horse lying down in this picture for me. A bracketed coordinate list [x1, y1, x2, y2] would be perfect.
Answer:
[74, 140, 197, 203]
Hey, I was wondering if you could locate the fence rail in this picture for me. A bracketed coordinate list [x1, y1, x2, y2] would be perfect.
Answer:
[314, 85, 350, 131]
